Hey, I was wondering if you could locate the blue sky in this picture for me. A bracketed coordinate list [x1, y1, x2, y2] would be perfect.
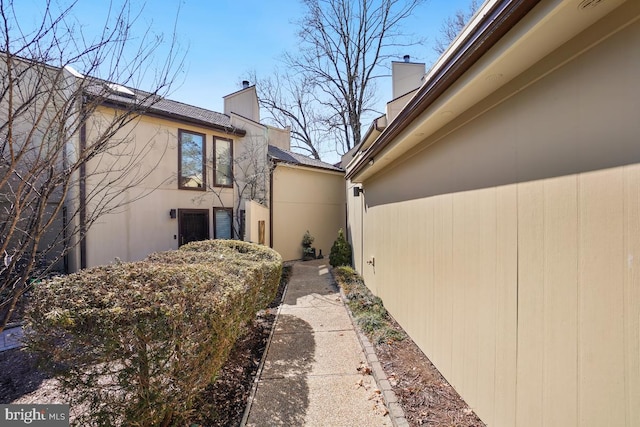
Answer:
[12, 0, 472, 108]
[11, 0, 472, 157]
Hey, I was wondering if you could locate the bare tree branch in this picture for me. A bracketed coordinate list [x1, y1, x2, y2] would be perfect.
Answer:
[0, 0, 184, 331]
[433, 0, 479, 55]
[255, 0, 425, 160]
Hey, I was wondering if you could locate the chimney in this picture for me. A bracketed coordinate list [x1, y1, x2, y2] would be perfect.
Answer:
[391, 57, 425, 99]
[242, 80, 250, 89]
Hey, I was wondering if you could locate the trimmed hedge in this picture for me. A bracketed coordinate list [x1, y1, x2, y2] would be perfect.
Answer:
[25, 240, 282, 426]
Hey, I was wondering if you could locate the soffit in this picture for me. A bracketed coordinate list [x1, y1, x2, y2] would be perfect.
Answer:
[350, 0, 632, 182]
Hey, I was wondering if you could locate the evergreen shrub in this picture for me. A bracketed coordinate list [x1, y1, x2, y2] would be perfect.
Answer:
[329, 228, 352, 267]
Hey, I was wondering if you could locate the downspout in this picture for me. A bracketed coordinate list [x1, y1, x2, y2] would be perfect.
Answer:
[360, 188, 364, 274]
[269, 161, 275, 249]
[79, 122, 87, 269]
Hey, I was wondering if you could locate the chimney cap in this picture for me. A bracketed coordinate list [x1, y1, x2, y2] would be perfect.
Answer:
[403, 55, 410, 63]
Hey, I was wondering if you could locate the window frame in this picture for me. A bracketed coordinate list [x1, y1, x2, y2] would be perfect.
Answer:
[213, 136, 233, 188]
[213, 207, 234, 239]
[178, 129, 206, 191]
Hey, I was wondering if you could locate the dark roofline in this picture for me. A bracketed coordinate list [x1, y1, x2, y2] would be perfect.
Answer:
[4, 52, 247, 136]
[98, 97, 246, 136]
[346, 0, 540, 180]
[270, 156, 344, 173]
[268, 145, 344, 173]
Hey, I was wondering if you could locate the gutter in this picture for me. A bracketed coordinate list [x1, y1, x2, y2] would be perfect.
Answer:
[346, 0, 540, 180]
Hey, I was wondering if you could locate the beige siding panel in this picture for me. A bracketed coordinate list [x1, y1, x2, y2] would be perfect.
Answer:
[431, 193, 454, 376]
[346, 180, 365, 273]
[623, 164, 640, 427]
[450, 191, 469, 395]
[472, 188, 498, 426]
[516, 181, 544, 427]
[461, 191, 480, 407]
[374, 205, 391, 303]
[408, 198, 433, 352]
[542, 175, 578, 427]
[362, 204, 378, 295]
[493, 184, 518, 427]
[578, 169, 626, 426]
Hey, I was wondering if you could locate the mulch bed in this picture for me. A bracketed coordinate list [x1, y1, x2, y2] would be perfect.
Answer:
[374, 322, 485, 426]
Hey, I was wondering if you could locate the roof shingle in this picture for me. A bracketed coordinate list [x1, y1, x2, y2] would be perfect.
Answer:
[268, 145, 343, 172]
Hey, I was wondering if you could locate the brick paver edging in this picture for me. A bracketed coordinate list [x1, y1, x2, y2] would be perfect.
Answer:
[334, 279, 409, 427]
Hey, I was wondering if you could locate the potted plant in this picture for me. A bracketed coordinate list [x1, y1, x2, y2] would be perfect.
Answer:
[302, 230, 316, 260]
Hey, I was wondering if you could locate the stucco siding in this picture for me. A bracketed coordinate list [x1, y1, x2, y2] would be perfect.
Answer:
[272, 165, 345, 261]
[245, 200, 269, 245]
[84, 111, 239, 267]
[355, 14, 640, 427]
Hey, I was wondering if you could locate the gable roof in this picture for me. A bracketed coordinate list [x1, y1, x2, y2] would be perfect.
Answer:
[268, 145, 343, 173]
[84, 82, 246, 136]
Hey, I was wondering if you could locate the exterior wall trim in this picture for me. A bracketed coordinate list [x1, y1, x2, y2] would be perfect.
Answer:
[346, 0, 540, 180]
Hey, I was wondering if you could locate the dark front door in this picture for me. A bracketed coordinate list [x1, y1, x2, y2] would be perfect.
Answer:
[178, 209, 210, 246]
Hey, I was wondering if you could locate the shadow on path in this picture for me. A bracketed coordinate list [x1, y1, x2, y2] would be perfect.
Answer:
[245, 315, 315, 426]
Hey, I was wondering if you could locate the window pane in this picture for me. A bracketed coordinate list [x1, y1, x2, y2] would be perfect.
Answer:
[215, 209, 232, 239]
[180, 131, 204, 189]
[215, 138, 232, 186]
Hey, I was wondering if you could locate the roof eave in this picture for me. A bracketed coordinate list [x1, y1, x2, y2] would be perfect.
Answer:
[271, 158, 345, 174]
[346, 0, 540, 181]
[97, 98, 247, 136]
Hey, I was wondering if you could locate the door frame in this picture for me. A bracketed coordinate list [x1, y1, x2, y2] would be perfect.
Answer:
[178, 208, 210, 246]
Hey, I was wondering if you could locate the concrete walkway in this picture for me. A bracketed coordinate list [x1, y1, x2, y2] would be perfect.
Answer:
[243, 259, 392, 427]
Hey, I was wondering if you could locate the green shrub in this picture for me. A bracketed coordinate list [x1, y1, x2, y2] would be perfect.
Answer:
[25, 241, 282, 426]
[329, 229, 352, 267]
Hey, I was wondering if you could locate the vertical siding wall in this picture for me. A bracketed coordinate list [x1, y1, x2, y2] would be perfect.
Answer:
[358, 15, 640, 427]
[366, 173, 640, 427]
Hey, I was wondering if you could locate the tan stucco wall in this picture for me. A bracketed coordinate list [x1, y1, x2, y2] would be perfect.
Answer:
[266, 125, 291, 151]
[272, 165, 345, 261]
[245, 200, 270, 245]
[353, 10, 640, 427]
[391, 60, 425, 99]
[224, 86, 260, 122]
[83, 111, 240, 268]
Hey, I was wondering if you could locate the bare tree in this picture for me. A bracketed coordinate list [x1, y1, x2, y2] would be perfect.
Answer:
[253, 70, 325, 160]
[257, 0, 425, 159]
[203, 133, 272, 240]
[433, 0, 480, 55]
[0, 0, 183, 331]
